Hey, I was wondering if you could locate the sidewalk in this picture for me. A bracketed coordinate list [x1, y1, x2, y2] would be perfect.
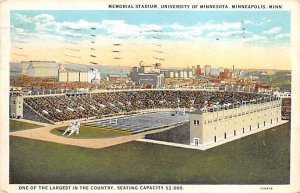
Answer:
[10, 118, 51, 127]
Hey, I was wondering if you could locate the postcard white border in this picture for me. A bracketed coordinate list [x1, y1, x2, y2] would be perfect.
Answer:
[0, 0, 299, 193]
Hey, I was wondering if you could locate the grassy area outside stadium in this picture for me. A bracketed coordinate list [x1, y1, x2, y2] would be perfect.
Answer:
[9, 120, 290, 184]
[9, 119, 43, 132]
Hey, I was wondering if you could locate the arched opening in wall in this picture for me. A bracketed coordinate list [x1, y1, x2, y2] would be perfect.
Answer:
[271, 119, 272, 124]
[11, 113, 15, 118]
[224, 132, 227, 139]
[214, 136, 216, 142]
[258, 123, 260, 128]
[194, 138, 199, 146]
[243, 128, 244, 133]
[277, 117, 279, 122]
[234, 130, 236, 136]
[264, 121, 265, 126]
[250, 125, 252, 131]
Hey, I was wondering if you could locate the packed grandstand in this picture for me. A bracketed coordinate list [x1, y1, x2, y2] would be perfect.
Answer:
[22, 90, 278, 123]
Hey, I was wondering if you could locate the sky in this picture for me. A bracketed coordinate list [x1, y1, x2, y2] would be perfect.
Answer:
[10, 10, 291, 70]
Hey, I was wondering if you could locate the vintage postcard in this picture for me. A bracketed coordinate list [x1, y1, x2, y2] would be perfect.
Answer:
[0, 0, 299, 192]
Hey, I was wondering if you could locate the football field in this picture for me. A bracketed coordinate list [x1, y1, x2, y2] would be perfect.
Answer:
[84, 111, 189, 133]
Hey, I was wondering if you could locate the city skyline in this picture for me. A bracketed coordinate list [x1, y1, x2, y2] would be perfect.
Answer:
[11, 10, 291, 70]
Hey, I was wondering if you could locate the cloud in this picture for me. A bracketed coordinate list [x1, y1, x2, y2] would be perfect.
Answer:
[206, 31, 241, 38]
[14, 13, 57, 32]
[15, 13, 34, 23]
[244, 18, 271, 26]
[63, 19, 100, 29]
[34, 14, 55, 22]
[15, 13, 55, 24]
[168, 23, 185, 31]
[12, 25, 25, 33]
[200, 22, 241, 31]
[243, 34, 268, 44]
[275, 33, 290, 39]
[35, 21, 56, 31]
[11, 30, 65, 44]
[102, 20, 140, 36]
[251, 34, 267, 40]
[12, 13, 246, 43]
[262, 27, 281, 34]
[12, 13, 288, 49]
[140, 24, 163, 31]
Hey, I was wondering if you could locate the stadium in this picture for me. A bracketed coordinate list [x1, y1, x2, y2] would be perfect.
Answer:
[9, 88, 291, 184]
[10, 89, 288, 149]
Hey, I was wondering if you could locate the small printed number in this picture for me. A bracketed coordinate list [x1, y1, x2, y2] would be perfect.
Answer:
[166, 186, 183, 190]
[260, 187, 273, 190]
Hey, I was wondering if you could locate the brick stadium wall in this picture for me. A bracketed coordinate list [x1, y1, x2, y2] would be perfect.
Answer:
[145, 122, 190, 144]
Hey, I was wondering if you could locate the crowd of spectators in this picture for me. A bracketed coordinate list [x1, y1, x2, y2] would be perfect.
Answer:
[24, 90, 270, 122]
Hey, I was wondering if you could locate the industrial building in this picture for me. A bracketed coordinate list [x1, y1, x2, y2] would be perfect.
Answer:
[24, 61, 59, 78]
[204, 65, 211, 76]
[189, 98, 282, 146]
[20, 61, 29, 76]
[58, 67, 101, 83]
[160, 69, 193, 79]
[130, 64, 165, 88]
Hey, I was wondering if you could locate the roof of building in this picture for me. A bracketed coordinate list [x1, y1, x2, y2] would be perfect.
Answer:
[190, 109, 204, 115]
[108, 74, 128, 78]
[22, 61, 57, 63]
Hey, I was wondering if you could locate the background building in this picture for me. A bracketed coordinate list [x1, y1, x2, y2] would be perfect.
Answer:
[210, 68, 220, 77]
[204, 65, 211, 76]
[20, 61, 29, 76]
[58, 67, 101, 83]
[130, 65, 165, 88]
[161, 69, 193, 79]
[26, 61, 59, 78]
[195, 65, 201, 78]
[219, 68, 230, 79]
